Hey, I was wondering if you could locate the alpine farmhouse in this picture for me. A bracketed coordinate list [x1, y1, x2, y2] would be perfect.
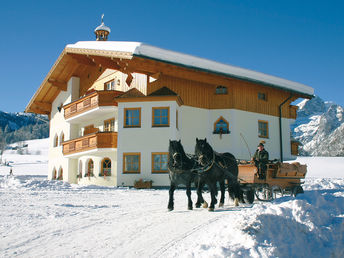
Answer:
[25, 21, 314, 187]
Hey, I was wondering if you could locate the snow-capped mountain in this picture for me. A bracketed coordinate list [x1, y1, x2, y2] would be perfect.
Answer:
[291, 96, 344, 156]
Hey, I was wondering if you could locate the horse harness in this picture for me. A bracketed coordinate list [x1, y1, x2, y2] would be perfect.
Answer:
[195, 150, 237, 179]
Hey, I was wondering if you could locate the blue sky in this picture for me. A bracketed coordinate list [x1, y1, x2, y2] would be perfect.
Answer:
[1, 0, 343, 112]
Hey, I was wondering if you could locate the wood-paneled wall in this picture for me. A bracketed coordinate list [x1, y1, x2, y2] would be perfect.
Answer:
[148, 74, 297, 118]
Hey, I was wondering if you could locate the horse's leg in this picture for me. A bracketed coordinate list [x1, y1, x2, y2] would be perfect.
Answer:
[208, 182, 217, 211]
[219, 180, 225, 207]
[233, 181, 240, 207]
[168, 183, 176, 211]
[201, 181, 208, 208]
[196, 180, 208, 208]
[186, 181, 193, 210]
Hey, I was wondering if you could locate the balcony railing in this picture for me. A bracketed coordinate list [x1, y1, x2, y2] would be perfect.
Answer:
[63, 90, 123, 119]
[289, 105, 298, 119]
[62, 132, 118, 155]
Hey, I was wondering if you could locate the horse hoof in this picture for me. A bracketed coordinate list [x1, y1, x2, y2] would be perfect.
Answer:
[168, 207, 174, 211]
[188, 206, 193, 210]
[202, 202, 208, 208]
[208, 207, 214, 212]
[195, 204, 201, 208]
[219, 202, 224, 208]
[234, 198, 239, 207]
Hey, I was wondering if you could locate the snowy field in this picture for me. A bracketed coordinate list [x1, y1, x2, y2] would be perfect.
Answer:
[0, 139, 343, 257]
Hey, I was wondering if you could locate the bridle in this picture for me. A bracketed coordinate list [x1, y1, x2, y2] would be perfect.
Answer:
[196, 146, 216, 174]
[172, 152, 182, 168]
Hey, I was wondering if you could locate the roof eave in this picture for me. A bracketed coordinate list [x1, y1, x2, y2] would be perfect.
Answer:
[133, 53, 313, 99]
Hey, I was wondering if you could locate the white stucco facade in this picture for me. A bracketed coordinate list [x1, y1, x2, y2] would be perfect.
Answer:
[48, 77, 80, 183]
[47, 73, 297, 188]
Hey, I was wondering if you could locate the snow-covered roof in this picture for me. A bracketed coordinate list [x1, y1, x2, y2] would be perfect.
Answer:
[67, 41, 314, 96]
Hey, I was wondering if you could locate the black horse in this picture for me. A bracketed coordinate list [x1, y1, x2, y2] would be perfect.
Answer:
[195, 138, 241, 211]
[167, 140, 203, 211]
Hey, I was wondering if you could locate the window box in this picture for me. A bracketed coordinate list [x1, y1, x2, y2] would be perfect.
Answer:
[134, 179, 153, 189]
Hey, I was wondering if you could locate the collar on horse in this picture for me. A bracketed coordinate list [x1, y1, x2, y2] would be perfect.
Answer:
[170, 152, 198, 174]
[197, 151, 216, 174]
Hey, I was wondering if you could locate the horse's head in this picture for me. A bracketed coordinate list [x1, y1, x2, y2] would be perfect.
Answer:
[195, 138, 213, 166]
[169, 139, 184, 168]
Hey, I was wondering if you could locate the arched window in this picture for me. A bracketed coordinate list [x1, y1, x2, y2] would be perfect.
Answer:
[77, 160, 83, 179]
[213, 116, 230, 134]
[57, 167, 63, 180]
[100, 158, 111, 177]
[52, 168, 57, 180]
[86, 159, 94, 177]
[60, 132, 64, 146]
[54, 134, 58, 147]
[215, 86, 227, 95]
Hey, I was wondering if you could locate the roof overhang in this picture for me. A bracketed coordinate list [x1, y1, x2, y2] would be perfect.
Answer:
[26, 41, 314, 114]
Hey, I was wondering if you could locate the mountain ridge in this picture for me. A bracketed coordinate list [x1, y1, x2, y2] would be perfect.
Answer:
[0, 111, 49, 145]
[291, 96, 344, 156]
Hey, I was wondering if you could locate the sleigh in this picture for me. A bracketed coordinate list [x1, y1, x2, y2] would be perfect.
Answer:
[238, 161, 307, 202]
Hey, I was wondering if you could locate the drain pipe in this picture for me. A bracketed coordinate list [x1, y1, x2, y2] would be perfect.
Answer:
[278, 94, 293, 162]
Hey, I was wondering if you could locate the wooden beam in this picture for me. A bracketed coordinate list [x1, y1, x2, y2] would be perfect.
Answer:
[67, 53, 96, 66]
[90, 56, 121, 70]
[48, 78, 67, 91]
[150, 72, 161, 79]
[126, 73, 134, 87]
[30, 104, 50, 114]
[34, 101, 52, 112]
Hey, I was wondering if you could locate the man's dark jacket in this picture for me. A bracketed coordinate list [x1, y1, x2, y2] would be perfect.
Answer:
[253, 149, 269, 165]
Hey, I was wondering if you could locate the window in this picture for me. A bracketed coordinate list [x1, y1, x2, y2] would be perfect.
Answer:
[78, 160, 82, 179]
[57, 167, 63, 180]
[85, 159, 94, 177]
[100, 158, 112, 176]
[60, 132, 64, 146]
[258, 120, 269, 138]
[176, 110, 179, 130]
[84, 125, 98, 135]
[124, 108, 141, 127]
[104, 80, 115, 90]
[258, 92, 267, 101]
[123, 153, 140, 173]
[152, 107, 169, 127]
[104, 118, 115, 132]
[152, 153, 169, 173]
[291, 141, 300, 156]
[213, 116, 230, 134]
[54, 134, 58, 147]
[215, 86, 227, 95]
[52, 168, 57, 180]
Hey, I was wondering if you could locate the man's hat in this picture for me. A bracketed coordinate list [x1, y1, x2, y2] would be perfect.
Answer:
[258, 140, 265, 147]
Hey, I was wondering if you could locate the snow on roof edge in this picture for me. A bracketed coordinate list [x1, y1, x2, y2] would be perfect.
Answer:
[66, 41, 314, 96]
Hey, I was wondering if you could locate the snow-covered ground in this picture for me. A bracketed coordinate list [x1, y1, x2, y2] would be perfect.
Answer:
[0, 138, 48, 176]
[0, 139, 343, 257]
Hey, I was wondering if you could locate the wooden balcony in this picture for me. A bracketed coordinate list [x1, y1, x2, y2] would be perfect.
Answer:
[289, 105, 298, 119]
[62, 132, 118, 155]
[63, 90, 123, 120]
